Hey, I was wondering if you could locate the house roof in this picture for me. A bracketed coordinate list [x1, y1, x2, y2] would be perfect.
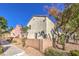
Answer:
[27, 15, 55, 26]
[32, 15, 48, 17]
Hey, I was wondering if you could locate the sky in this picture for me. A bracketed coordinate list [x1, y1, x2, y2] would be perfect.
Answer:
[0, 3, 65, 28]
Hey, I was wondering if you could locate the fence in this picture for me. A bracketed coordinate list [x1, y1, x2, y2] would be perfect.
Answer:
[25, 39, 52, 52]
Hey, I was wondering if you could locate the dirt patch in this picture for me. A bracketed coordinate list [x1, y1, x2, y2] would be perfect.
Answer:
[24, 47, 44, 56]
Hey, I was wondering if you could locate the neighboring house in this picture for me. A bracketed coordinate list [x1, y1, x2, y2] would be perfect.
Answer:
[10, 25, 23, 38]
[27, 16, 55, 39]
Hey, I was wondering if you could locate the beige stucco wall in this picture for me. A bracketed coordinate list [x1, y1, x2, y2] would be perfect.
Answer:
[27, 16, 46, 39]
[25, 39, 52, 52]
[27, 16, 46, 33]
[42, 39, 52, 52]
[46, 17, 55, 40]
[13, 38, 52, 53]
[25, 39, 40, 50]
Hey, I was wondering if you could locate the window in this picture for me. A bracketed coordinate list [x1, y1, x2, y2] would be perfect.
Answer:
[43, 19, 46, 22]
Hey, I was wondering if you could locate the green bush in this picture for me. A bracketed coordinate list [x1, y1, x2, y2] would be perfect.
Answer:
[6, 39, 11, 42]
[12, 40, 17, 43]
[44, 48, 67, 56]
[60, 34, 65, 45]
[69, 50, 79, 56]
[0, 45, 4, 54]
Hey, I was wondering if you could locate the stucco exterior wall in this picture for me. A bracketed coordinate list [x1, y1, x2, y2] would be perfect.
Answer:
[46, 17, 55, 39]
[25, 39, 52, 52]
[27, 16, 46, 39]
[27, 17, 46, 33]
[42, 39, 52, 52]
[25, 39, 40, 50]
[13, 38, 52, 53]
[27, 16, 55, 39]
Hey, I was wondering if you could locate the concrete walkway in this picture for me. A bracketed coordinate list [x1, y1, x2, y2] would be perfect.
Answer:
[2, 46, 28, 56]
[0, 40, 28, 56]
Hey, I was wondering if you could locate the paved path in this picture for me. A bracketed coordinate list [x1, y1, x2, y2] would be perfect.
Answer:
[2, 46, 28, 56]
[0, 40, 28, 56]
[0, 40, 10, 45]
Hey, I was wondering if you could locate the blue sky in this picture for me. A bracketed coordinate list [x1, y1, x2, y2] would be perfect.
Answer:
[0, 3, 65, 28]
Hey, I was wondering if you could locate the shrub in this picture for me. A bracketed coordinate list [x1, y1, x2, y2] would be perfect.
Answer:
[12, 40, 17, 43]
[44, 48, 67, 56]
[6, 39, 11, 43]
[69, 50, 79, 56]
[0, 45, 4, 54]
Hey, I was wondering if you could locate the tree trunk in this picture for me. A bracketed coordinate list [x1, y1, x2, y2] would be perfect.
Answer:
[22, 38, 26, 47]
[74, 38, 78, 44]
[56, 30, 60, 44]
[62, 43, 65, 50]
[53, 38, 56, 48]
[66, 35, 69, 43]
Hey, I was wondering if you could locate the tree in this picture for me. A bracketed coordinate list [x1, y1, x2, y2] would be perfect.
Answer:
[40, 31, 47, 39]
[51, 31, 56, 48]
[46, 3, 79, 50]
[62, 4, 79, 44]
[22, 26, 29, 32]
[22, 38, 26, 47]
[22, 26, 29, 39]
[0, 45, 4, 54]
[8, 26, 13, 32]
[0, 16, 8, 39]
[0, 16, 8, 33]
[60, 33, 65, 50]
[22, 26, 29, 47]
